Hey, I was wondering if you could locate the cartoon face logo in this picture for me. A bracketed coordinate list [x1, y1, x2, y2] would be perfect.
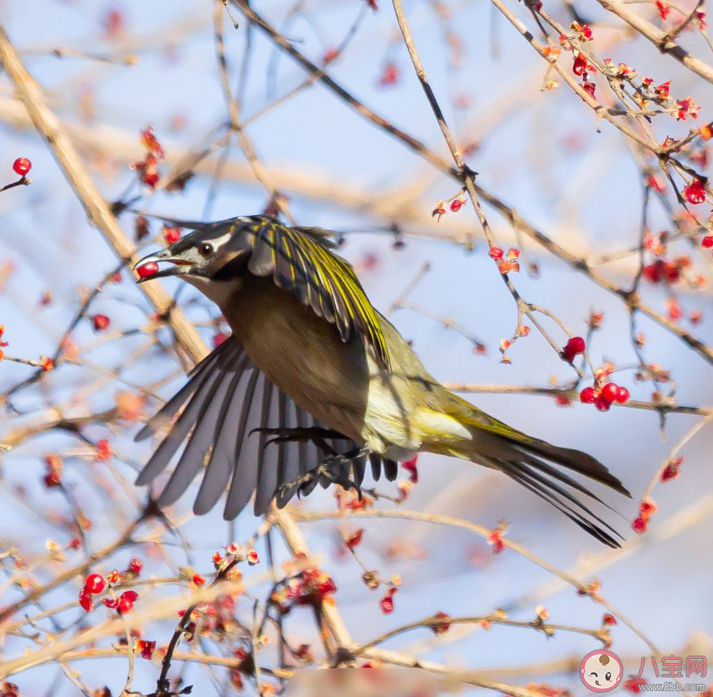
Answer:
[580, 650, 624, 692]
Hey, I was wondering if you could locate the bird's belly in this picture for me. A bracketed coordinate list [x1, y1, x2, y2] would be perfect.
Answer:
[227, 287, 371, 442]
[363, 374, 425, 454]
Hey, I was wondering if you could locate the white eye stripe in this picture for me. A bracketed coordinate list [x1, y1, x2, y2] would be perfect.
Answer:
[214, 232, 232, 246]
[193, 232, 232, 258]
[205, 232, 232, 250]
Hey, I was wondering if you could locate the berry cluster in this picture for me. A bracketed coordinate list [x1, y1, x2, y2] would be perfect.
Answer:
[270, 567, 338, 614]
[580, 382, 630, 411]
[632, 498, 657, 534]
[488, 246, 521, 274]
[131, 127, 164, 189]
[102, 589, 139, 613]
[78, 559, 143, 613]
[431, 188, 468, 221]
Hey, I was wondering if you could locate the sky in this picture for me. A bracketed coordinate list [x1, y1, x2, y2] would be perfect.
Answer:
[1, 0, 713, 695]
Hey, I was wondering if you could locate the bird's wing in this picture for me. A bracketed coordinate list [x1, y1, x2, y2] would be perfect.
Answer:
[134, 336, 394, 518]
[228, 216, 390, 369]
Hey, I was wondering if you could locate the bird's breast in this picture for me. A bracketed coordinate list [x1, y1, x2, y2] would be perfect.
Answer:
[220, 277, 371, 442]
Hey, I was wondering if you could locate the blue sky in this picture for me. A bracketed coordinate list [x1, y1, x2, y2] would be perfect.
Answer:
[1, 0, 713, 694]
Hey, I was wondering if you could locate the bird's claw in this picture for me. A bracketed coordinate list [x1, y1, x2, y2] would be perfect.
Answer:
[251, 426, 348, 449]
[275, 448, 368, 508]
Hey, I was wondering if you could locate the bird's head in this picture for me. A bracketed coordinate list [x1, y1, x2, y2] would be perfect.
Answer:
[136, 226, 239, 280]
[133, 220, 256, 309]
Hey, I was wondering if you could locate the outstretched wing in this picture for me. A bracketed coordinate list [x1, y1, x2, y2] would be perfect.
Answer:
[162, 214, 390, 370]
[135, 337, 396, 518]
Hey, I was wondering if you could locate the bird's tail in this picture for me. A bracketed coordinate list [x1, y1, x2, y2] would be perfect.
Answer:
[429, 394, 631, 548]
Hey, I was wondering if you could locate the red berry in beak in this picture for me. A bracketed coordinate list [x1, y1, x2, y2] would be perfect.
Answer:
[137, 261, 159, 278]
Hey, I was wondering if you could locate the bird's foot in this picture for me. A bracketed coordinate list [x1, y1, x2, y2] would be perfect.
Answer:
[275, 447, 369, 507]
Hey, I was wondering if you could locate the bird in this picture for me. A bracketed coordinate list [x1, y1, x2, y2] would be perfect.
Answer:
[133, 215, 631, 547]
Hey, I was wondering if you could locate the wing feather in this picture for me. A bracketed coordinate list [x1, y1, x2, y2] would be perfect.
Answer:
[192, 357, 250, 515]
[232, 216, 389, 368]
[135, 339, 390, 518]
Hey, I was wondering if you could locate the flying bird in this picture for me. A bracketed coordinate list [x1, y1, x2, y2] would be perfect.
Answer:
[134, 215, 630, 547]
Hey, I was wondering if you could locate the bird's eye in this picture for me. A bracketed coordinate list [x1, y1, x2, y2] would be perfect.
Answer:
[606, 673, 612, 681]
[198, 243, 214, 258]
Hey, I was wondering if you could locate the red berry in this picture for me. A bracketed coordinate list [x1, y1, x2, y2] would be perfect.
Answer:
[402, 455, 418, 483]
[632, 517, 648, 534]
[346, 529, 364, 550]
[12, 157, 31, 176]
[600, 383, 619, 403]
[580, 386, 596, 403]
[684, 179, 706, 205]
[137, 261, 158, 278]
[602, 613, 617, 626]
[661, 464, 680, 482]
[702, 236, 713, 248]
[322, 48, 338, 65]
[128, 558, 142, 574]
[379, 587, 397, 614]
[595, 397, 611, 412]
[642, 263, 661, 284]
[117, 590, 138, 613]
[143, 171, 160, 189]
[78, 589, 94, 612]
[163, 225, 181, 244]
[379, 63, 399, 86]
[43, 471, 62, 488]
[565, 336, 586, 355]
[431, 611, 452, 635]
[450, 199, 464, 212]
[488, 246, 504, 260]
[615, 386, 630, 403]
[84, 573, 106, 595]
[92, 314, 110, 332]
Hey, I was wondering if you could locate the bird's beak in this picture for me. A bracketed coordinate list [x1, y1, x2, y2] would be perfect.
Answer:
[134, 248, 191, 283]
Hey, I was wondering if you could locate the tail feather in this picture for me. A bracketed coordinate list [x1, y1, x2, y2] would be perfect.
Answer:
[442, 397, 630, 548]
[496, 457, 623, 548]
[518, 452, 615, 509]
[512, 438, 631, 498]
[508, 459, 623, 541]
